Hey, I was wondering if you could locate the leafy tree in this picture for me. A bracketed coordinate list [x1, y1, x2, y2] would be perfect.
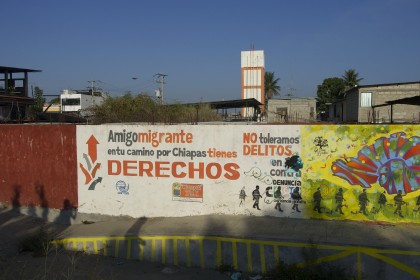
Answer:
[29, 86, 45, 118]
[264, 72, 281, 112]
[342, 69, 363, 90]
[316, 77, 345, 112]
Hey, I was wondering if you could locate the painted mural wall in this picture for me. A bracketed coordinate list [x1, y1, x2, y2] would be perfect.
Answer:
[77, 124, 420, 223]
[302, 124, 420, 223]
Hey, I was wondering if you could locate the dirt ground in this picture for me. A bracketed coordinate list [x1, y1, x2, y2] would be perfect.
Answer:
[0, 208, 232, 280]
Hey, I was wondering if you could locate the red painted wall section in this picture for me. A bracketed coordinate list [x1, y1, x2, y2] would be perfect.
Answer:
[0, 125, 77, 210]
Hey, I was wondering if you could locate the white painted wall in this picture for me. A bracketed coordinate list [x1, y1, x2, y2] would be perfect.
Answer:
[243, 69, 262, 86]
[77, 125, 302, 218]
[61, 90, 105, 116]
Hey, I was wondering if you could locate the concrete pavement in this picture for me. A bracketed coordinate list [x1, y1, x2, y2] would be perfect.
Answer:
[60, 215, 420, 251]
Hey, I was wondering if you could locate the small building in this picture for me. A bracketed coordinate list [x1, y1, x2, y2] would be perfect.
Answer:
[0, 66, 41, 122]
[60, 89, 106, 117]
[328, 81, 420, 123]
[267, 98, 317, 123]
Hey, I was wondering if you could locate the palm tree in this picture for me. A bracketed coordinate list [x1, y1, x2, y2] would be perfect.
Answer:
[342, 69, 363, 90]
[264, 72, 281, 112]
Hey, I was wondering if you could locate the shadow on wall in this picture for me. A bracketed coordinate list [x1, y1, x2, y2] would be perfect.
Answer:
[9, 183, 77, 225]
[54, 199, 77, 225]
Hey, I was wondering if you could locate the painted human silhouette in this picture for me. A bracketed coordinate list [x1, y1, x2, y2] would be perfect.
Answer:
[313, 187, 322, 213]
[378, 191, 387, 211]
[335, 188, 345, 214]
[358, 189, 369, 215]
[291, 187, 302, 212]
[239, 187, 247, 207]
[274, 187, 284, 212]
[252, 185, 262, 210]
[393, 190, 405, 217]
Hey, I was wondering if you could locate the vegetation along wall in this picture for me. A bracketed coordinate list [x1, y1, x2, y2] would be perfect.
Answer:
[77, 124, 420, 223]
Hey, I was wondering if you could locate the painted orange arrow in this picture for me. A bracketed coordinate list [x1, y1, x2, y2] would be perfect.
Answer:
[91, 163, 101, 178]
[79, 163, 93, 184]
[86, 135, 99, 163]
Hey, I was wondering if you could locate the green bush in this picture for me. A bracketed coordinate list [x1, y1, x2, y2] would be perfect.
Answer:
[87, 93, 222, 124]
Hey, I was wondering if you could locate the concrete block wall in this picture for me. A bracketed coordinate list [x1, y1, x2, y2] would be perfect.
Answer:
[358, 83, 420, 123]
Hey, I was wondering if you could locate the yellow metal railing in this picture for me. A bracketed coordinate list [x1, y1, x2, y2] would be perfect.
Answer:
[53, 236, 420, 279]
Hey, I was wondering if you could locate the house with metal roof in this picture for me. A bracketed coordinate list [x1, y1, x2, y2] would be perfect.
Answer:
[328, 81, 420, 123]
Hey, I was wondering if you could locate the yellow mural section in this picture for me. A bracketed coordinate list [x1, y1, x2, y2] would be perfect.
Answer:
[301, 124, 420, 224]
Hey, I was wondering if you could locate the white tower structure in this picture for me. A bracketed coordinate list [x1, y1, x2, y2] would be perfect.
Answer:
[241, 49, 265, 117]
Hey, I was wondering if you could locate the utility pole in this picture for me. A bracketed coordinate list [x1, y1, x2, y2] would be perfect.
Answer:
[87, 80, 98, 96]
[154, 73, 167, 104]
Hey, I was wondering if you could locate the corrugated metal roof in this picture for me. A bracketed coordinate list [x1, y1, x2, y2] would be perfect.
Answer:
[176, 98, 262, 110]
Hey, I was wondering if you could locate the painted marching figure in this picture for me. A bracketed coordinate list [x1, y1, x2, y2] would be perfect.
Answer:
[358, 189, 369, 215]
[393, 190, 405, 217]
[313, 187, 323, 213]
[335, 188, 345, 214]
[239, 187, 247, 207]
[274, 187, 284, 212]
[252, 185, 262, 210]
[416, 195, 420, 209]
[416, 195, 420, 212]
[378, 191, 387, 211]
[414, 195, 420, 215]
[291, 187, 302, 213]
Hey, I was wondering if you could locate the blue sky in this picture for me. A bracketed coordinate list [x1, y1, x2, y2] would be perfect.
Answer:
[2, 0, 420, 102]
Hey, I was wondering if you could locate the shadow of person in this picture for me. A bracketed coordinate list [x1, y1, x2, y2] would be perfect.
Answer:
[125, 217, 147, 256]
[54, 199, 77, 225]
[11, 185, 22, 213]
[35, 183, 49, 221]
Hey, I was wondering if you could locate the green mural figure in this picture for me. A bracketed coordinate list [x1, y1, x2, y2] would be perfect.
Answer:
[313, 187, 323, 213]
[413, 195, 420, 216]
[378, 191, 387, 211]
[358, 189, 369, 216]
[393, 190, 406, 218]
[335, 188, 346, 214]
